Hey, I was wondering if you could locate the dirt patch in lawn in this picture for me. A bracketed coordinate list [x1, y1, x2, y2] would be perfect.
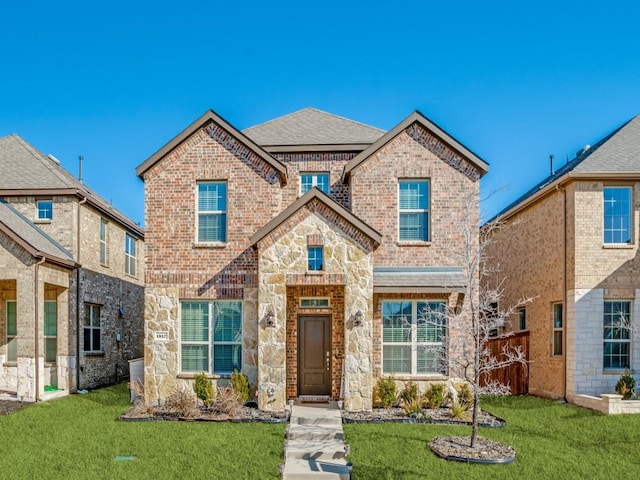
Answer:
[0, 400, 29, 415]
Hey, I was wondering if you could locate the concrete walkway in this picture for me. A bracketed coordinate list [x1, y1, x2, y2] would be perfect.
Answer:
[282, 402, 350, 479]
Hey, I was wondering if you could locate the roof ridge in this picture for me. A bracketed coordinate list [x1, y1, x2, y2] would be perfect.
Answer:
[243, 107, 385, 133]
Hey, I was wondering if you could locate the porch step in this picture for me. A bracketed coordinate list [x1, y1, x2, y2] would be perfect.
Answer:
[298, 395, 330, 403]
[285, 439, 347, 460]
[287, 423, 344, 442]
[282, 458, 350, 480]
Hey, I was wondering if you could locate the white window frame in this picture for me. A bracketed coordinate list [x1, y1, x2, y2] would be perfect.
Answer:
[99, 219, 108, 266]
[552, 303, 563, 356]
[381, 300, 447, 376]
[307, 246, 324, 271]
[125, 234, 136, 277]
[44, 300, 57, 364]
[180, 300, 243, 375]
[6, 300, 17, 362]
[398, 180, 430, 242]
[300, 298, 331, 309]
[36, 200, 53, 221]
[300, 172, 330, 195]
[603, 300, 631, 370]
[603, 186, 632, 245]
[197, 181, 227, 243]
[84, 304, 102, 353]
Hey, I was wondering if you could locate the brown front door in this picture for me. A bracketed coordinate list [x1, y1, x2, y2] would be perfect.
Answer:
[298, 315, 332, 396]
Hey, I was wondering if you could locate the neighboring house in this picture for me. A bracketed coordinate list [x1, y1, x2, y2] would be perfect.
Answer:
[483, 115, 640, 402]
[0, 134, 144, 401]
[137, 107, 488, 410]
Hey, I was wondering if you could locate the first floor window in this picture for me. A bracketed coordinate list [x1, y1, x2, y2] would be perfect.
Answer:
[84, 304, 102, 352]
[552, 303, 563, 356]
[44, 301, 57, 363]
[181, 300, 242, 375]
[518, 307, 527, 331]
[37, 200, 53, 221]
[125, 234, 136, 276]
[6, 301, 17, 362]
[603, 300, 631, 369]
[382, 300, 446, 375]
[398, 180, 429, 241]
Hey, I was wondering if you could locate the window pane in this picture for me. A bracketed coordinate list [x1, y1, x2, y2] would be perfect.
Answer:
[213, 302, 242, 343]
[37, 201, 53, 220]
[316, 174, 329, 193]
[44, 302, 56, 336]
[399, 213, 428, 241]
[383, 345, 411, 374]
[45, 338, 56, 363]
[198, 183, 227, 211]
[7, 337, 17, 362]
[213, 344, 242, 374]
[382, 302, 412, 343]
[307, 246, 323, 271]
[92, 329, 101, 351]
[603, 341, 630, 369]
[417, 347, 443, 374]
[553, 331, 563, 356]
[554, 304, 563, 328]
[603, 301, 630, 340]
[7, 301, 17, 336]
[181, 345, 208, 372]
[182, 302, 209, 342]
[604, 187, 631, 244]
[198, 213, 227, 242]
[399, 182, 428, 210]
[83, 328, 91, 351]
[417, 302, 446, 342]
[301, 174, 313, 194]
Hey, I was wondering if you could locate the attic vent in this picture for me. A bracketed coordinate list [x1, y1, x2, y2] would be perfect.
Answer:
[576, 144, 591, 157]
[47, 154, 60, 164]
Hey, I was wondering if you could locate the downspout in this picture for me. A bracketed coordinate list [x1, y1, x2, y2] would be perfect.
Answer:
[76, 195, 88, 392]
[557, 184, 568, 402]
[34, 255, 46, 402]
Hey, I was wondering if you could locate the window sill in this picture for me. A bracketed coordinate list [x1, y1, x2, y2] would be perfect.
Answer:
[385, 374, 448, 381]
[306, 271, 324, 275]
[2, 362, 17, 367]
[193, 242, 227, 249]
[397, 241, 431, 247]
[34, 219, 52, 224]
[178, 373, 230, 380]
[603, 369, 632, 375]
[124, 273, 138, 280]
[84, 351, 105, 357]
[602, 243, 634, 249]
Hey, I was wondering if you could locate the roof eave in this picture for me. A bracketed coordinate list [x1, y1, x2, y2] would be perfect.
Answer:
[342, 111, 489, 183]
[0, 221, 78, 269]
[136, 109, 288, 185]
[261, 143, 373, 154]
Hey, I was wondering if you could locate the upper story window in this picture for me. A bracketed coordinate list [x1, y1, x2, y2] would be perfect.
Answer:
[36, 200, 53, 221]
[300, 173, 330, 195]
[99, 219, 108, 266]
[307, 246, 324, 271]
[125, 234, 136, 276]
[198, 182, 227, 243]
[603, 186, 632, 244]
[398, 180, 429, 242]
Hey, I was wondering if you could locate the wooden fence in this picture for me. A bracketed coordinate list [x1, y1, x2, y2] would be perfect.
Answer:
[480, 331, 529, 395]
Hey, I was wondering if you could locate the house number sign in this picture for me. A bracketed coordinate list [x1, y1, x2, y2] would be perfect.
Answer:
[154, 331, 169, 341]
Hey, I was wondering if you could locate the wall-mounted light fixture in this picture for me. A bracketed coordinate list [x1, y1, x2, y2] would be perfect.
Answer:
[265, 310, 276, 328]
[353, 310, 364, 327]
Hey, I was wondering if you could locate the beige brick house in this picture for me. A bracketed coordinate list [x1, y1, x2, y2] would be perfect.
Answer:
[0, 135, 145, 401]
[137, 108, 488, 410]
[484, 115, 640, 402]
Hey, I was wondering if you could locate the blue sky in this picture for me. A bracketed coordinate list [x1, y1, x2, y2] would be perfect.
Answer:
[2, 0, 638, 226]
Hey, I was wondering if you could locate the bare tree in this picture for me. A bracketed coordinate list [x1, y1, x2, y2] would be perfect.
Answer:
[431, 192, 532, 448]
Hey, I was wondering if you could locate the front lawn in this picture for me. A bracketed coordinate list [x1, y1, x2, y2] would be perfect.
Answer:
[344, 395, 640, 479]
[0, 384, 285, 480]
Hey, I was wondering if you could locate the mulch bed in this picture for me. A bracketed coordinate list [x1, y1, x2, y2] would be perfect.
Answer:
[342, 407, 505, 427]
[429, 435, 516, 463]
[120, 404, 290, 423]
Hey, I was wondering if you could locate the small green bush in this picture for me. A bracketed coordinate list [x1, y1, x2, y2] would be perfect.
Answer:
[374, 376, 397, 409]
[450, 400, 471, 419]
[457, 383, 473, 406]
[399, 381, 418, 406]
[193, 372, 215, 407]
[616, 370, 636, 400]
[422, 383, 445, 409]
[402, 398, 422, 416]
[231, 369, 250, 403]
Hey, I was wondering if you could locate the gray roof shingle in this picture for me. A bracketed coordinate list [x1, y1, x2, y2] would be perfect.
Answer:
[243, 107, 385, 146]
[0, 198, 75, 265]
[373, 267, 466, 290]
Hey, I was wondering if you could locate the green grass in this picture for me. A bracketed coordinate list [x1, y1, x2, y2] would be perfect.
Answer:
[344, 395, 640, 479]
[0, 384, 285, 480]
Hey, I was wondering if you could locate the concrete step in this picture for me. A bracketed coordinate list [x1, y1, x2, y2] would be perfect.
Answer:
[285, 439, 347, 460]
[287, 424, 345, 442]
[291, 415, 342, 426]
[282, 458, 350, 480]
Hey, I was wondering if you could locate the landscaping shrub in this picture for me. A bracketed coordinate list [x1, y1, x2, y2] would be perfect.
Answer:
[399, 381, 418, 406]
[422, 383, 445, 409]
[213, 386, 244, 417]
[449, 399, 470, 419]
[374, 376, 397, 408]
[402, 398, 423, 416]
[193, 372, 216, 407]
[616, 370, 636, 400]
[456, 382, 473, 406]
[160, 389, 199, 418]
[231, 369, 250, 403]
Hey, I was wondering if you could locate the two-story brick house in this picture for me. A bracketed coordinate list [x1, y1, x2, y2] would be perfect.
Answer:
[483, 115, 640, 403]
[0, 134, 145, 401]
[137, 108, 488, 410]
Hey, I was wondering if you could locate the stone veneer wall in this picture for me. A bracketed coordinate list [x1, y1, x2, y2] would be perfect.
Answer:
[257, 212, 374, 411]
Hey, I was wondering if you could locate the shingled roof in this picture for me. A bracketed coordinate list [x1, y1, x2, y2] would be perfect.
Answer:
[488, 114, 640, 223]
[0, 134, 143, 237]
[0, 198, 76, 267]
[243, 107, 385, 147]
